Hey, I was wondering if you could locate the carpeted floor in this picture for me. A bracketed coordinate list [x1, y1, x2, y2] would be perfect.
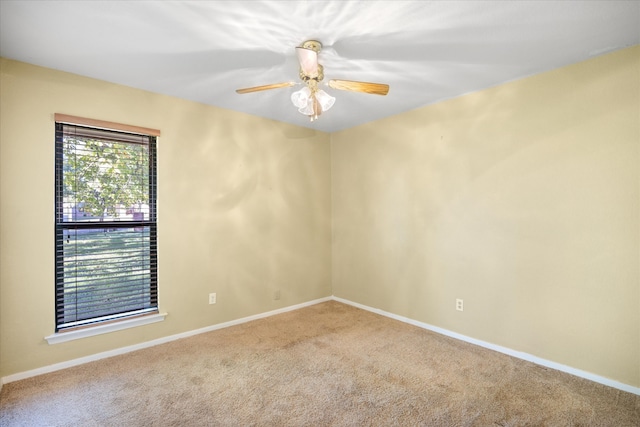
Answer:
[1, 301, 638, 426]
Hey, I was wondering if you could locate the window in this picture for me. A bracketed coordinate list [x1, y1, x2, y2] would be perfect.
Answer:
[55, 116, 158, 332]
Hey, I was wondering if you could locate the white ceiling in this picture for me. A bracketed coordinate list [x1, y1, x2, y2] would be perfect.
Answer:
[1, 1, 638, 133]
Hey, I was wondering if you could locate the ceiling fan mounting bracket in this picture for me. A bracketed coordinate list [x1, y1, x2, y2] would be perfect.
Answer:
[301, 40, 322, 52]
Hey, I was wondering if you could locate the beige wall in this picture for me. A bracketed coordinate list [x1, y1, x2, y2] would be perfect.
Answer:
[331, 46, 640, 387]
[1, 46, 639, 389]
[0, 59, 332, 377]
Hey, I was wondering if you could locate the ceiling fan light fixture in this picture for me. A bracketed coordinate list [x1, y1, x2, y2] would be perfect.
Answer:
[291, 86, 311, 108]
[298, 98, 315, 116]
[315, 89, 335, 112]
[292, 86, 335, 121]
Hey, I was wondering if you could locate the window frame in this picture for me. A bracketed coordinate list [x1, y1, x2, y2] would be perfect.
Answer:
[53, 114, 160, 334]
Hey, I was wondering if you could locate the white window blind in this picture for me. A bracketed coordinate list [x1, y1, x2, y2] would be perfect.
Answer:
[54, 121, 158, 331]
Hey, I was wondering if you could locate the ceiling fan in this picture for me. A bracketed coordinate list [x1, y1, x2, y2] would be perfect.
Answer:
[236, 40, 390, 122]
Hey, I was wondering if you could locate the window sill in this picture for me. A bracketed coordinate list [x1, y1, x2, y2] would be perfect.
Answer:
[45, 312, 168, 345]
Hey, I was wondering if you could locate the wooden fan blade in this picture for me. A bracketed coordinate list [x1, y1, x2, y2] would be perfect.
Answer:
[328, 79, 389, 96]
[235, 82, 296, 94]
[296, 47, 318, 77]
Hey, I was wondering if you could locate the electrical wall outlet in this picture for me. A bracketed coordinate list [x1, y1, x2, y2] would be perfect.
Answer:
[273, 290, 281, 300]
[209, 293, 217, 304]
[456, 298, 463, 311]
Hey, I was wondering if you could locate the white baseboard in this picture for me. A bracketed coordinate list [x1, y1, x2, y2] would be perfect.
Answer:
[332, 296, 640, 396]
[4, 295, 638, 396]
[1, 296, 332, 385]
